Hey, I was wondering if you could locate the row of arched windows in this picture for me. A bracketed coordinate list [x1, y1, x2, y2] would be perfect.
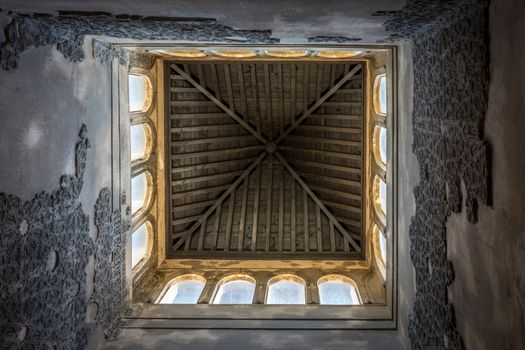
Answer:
[156, 274, 361, 305]
[372, 73, 388, 279]
[129, 73, 156, 271]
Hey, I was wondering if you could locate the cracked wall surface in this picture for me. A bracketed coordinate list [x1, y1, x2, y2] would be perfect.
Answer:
[383, 0, 490, 349]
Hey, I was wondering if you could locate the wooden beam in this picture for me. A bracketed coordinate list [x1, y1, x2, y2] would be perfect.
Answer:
[197, 65, 205, 88]
[173, 199, 216, 212]
[276, 65, 361, 144]
[224, 64, 235, 111]
[170, 124, 239, 133]
[278, 146, 361, 161]
[290, 63, 296, 126]
[210, 64, 221, 101]
[277, 63, 284, 134]
[316, 65, 323, 101]
[320, 101, 362, 108]
[316, 205, 322, 252]
[251, 164, 261, 251]
[171, 112, 229, 120]
[250, 64, 262, 133]
[237, 64, 248, 120]
[308, 113, 361, 121]
[329, 221, 336, 252]
[336, 216, 362, 229]
[172, 152, 267, 250]
[238, 177, 249, 251]
[171, 145, 264, 160]
[303, 186, 309, 252]
[172, 215, 201, 225]
[329, 64, 336, 88]
[275, 151, 361, 252]
[225, 188, 235, 252]
[264, 64, 273, 140]
[197, 219, 206, 251]
[170, 87, 199, 93]
[321, 200, 362, 214]
[170, 100, 218, 107]
[171, 64, 267, 144]
[303, 64, 309, 114]
[211, 204, 222, 251]
[172, 157, 256, 173]
[278, 163, 284, 251]
[172, 170, 244, 186]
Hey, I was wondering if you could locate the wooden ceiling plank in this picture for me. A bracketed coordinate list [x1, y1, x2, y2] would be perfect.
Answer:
[171, 145, 264, 160]
[291, 179, 296, 252]
[211, 204, 222, 251]
[225, 186, 235, 252]
[210, 63, 221, 101]
[321, 200, 362, 214]
[224, 64, 236, 112]
[275, 65, 361, 144]
[172, 157, 257, 173]
[278, 145, 361, 161]
[251, 164, 261, 252]
[172, 184, 230, 199]
[173, 199, 216, 212]
[237, 64, 248, 120]
[265, 156, 273, 251]
[278, 163, 284, 252]
[294, 125, 361, 134]
[170, 112, 229, 120]
[295, 171, 361, 188]
[285, 134, 361, 148]
[170, 124, 239, 132]
[290, 63, 296, 125]
[316, 65, 323, 101]
[197, 219, 206, 251]
[172, 214, 202, 225]
[172, 170, 244, 186]
[303, 64, 309, 116]
[249, 64, 262, 133]
[316, 204, 322, 252]
[171, 135, 254, 146]
[286, 159, 361, 174]
[303, 186, 309, 252]
[278, 63, 284, 135]
[329, 64, 336, 88]
[171, 64, 267, 144]
[309, 113, 361, 121]
[238, 177, 249, 251]
[263, 64, 273, 140]
[275, 151, 361, 252]
[307, 184, 361, 201]
[172, 152, 267, 251]
[329, 221, 336, 252]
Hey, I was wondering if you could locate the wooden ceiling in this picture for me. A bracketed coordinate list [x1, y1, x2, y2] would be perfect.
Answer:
[167, 60, 364, 259]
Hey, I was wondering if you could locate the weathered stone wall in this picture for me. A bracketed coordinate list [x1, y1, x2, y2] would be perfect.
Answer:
[383, 1, 490, 349]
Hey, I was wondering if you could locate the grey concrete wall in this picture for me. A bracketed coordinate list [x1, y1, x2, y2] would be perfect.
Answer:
[446, 0, 525, 349]
[0, 0, 404, 43]
[396, 41, 416, 350]
[101, 329, 405, 350]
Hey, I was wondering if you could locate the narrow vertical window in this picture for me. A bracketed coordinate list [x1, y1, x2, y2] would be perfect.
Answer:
[374, 74, 387, 115]
[129, 74, 152, 113]
[130, 123, 149, 162]
[131, 172, 149, 215]
[131, 222, 149, 268]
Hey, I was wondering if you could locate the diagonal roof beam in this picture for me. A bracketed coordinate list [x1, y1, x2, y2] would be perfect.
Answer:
[275, 65, 362, 144]
[172, 151, 268, 251]
[171, 64, 268, 144]
[274, 151, 361, 252]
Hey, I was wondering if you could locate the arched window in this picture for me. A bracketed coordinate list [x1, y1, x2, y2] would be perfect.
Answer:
[130, 123, 150, 162]
[131, 221, 150, 268]
[373, 175, 387, 219]
[379, 230, 387, 264]
[131, 172, 151, 215]
[212, 275, 256, 304]
[374, 126, 387, 166]
[318, 275, 361, 305]
[266, 275, 306, 305]
[157, 275, 206, 304]
[374, 74, 387, 115]
[129, 74, 152, 113]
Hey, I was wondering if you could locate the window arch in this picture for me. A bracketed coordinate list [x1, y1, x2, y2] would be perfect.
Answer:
[212, 275, 256, 304]
[373, 74, 387, 116]
[266, 275, 306, 305]
[131, 171, 152, 216]
[130, 123, 152, 162]
[129, 74, 153, 113]
[373, 175, 387, 221]
[157, 275, 206, 304]
[373, 126, 387, 167]
[131, 221, 152, 269]
[318, 275, 361, 305]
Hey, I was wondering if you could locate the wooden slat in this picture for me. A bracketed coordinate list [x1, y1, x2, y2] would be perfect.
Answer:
[172, 170, 244, 186]
[285, 135, 361, 148]
[278, 163, 284, 252]
[309, 113, 361, 121]
[295, 125, 361, 134]
[250, 64, 262, 133]
[170, 100, 218, 107]
[172, 157, 256, 173]
[171, 112, 229, 120]
[335, 216, 362, 228]
[224, 64, 235, 111]
[291, 180, 296, 252]
[197, 219, 206, 251]
[278, 63, 284, 134]
[265, 156, 273, 251]
[264, 64, 273, 140]
[172, 184, 230, 199]
[225, 190, 235, 252]
[286, 159, 361, 174]
[171, 135, 255, 146]
[211, 64, 221, 101]
[316, 65, 323, 101]
[237, 64, 248, 120]
[307, 184, 361, 201]
[303, 64, 309, 114]
[172, 152, 266, 249]
[171, 64, 267, 144]
[170, 124, 239, 133]
[329, 64, 336, 88]
[322, 200, 362, 214]
[275, 151, 361, 252]
[251, 165, 261, 251]
[173, 214, 201, 225]
[171, 146, 264, 160]
[279, 146, 361, 161]
[316, 205, 322, 252]
[211, 204, 222, 251]
[173, 199, 216, 212]
[303, 187, 309, 252]
[296, 172, 361, 187]
[276, 65, 361, 144]
[170, 87, 199, 93]
[290, 63, 296, 125]
[238, 177, 249, 251]
[197, 65, 205, 88]
[329, 221, 336, 252]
